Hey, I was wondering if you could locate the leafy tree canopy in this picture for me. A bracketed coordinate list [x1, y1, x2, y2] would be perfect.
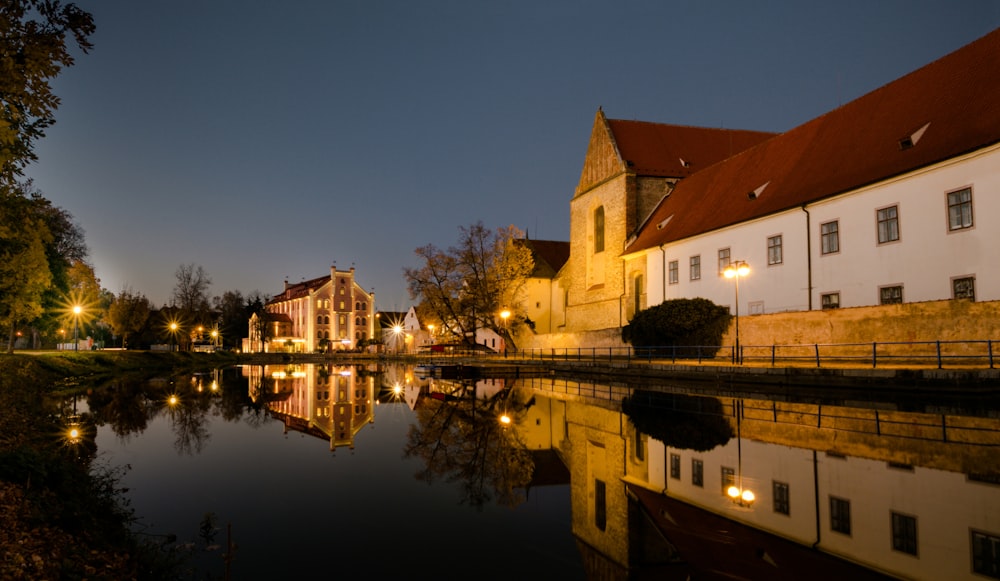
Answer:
[1, 0, 95, 180]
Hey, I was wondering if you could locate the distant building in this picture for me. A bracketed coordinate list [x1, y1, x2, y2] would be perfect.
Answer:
[246, 265, 375, 353]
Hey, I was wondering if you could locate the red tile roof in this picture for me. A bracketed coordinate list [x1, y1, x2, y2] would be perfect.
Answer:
[267, 275, 329, 304]
[608, 119, 776, 178]
[518, 239, 570, 277]
[627, 27, 1000, 254]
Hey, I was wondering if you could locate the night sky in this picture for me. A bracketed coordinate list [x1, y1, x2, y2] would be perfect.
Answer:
[26, 1, 1000, 309]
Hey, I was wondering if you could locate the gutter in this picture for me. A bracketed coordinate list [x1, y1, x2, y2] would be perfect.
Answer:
[802, 205, 813, 311]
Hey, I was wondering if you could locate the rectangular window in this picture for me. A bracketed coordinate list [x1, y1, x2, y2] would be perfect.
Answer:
[668, 260, 679, 285]
[692, 459, 704, 487]
[877, 205, 900, 243]
[948, 187, 973, 231]
[721, 467, 735, 495]
[594, 479, 607, 531]
[953, 276, 976, 301]
[773, 481, 790, 515]
[821, 221, 840, 254]
[830, 496, 851, 535]
[767, 235, 783, 265]
[891, 512, 918, 556]
[718, 248, 731, 275]
[821, 292, 840, 310]
[634, 430, 644, 461]
[972, 530, 1000, 579]
[669, 453, 681, 480]
[880, 285, 903, 305]
[690, 256, 701, 281]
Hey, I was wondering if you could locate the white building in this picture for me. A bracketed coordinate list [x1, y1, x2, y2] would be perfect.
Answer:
[624, 28, 1000, 316]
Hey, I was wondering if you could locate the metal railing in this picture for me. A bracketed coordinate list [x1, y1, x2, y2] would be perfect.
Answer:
[511, 339, 1000, 369]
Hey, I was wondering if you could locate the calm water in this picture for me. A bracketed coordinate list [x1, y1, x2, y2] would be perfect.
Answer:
[88, 364, 581, 579]
[78, 363, 1000, 580]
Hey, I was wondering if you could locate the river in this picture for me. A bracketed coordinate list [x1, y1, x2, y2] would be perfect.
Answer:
[71, 362, 999, 580]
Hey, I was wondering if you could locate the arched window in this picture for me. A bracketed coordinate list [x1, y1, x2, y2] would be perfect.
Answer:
[355, 317, 361, 326]
[355, 302, 361, 310]
[324, 331, 330, 339]
[317, 331, 323, 339]
[633, 274, 643, 317]
[317, 316, 322, 324]
[361, 303, 367, 311]
[594, 206, 605, 253]
[324, 316, 330, 324]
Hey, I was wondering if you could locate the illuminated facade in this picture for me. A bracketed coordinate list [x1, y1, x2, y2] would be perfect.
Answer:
[247, 265, 375, 352]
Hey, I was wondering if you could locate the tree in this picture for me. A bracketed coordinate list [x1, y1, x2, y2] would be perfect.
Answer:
[0, 191, 52, 352]
[404, 222, 533, 348]
[1, 0, 95, 181]
[107, 288, 150, 349]
[172, 263, 212, 312]
[245, 291, 271, 353]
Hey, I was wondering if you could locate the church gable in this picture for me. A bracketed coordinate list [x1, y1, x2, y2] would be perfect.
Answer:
[575, 108, 627, 197]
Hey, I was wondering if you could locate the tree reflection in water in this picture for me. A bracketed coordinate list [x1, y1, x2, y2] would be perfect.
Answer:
[622, 390, 732, 451]
[404, 382, 534, 509]
[85, 368, 268, 453]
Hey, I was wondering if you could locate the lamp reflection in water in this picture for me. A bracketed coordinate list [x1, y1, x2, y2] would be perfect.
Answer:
[727, 399, 754, 507]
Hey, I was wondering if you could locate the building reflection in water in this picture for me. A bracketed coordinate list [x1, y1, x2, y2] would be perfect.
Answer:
[243, 364, 377, 451]
[234, 364, 998, 579]
[513, 375, 1000, 581]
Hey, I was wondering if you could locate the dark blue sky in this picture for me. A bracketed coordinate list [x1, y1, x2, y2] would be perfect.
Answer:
[27, 1, 1000, 308]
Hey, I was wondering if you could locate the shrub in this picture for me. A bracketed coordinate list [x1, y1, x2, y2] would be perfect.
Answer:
[622, 298, 731, 357]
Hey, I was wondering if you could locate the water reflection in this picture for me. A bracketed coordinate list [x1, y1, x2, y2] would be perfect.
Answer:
[76, 364, 999, 579]
[521, 375, 1000, 580]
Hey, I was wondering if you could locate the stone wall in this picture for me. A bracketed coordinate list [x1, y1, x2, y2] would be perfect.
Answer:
[728, 299, 1000, 346]
[524, 298, 1000, 351]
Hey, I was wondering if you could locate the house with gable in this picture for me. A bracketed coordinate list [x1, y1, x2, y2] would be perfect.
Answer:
[516, 238, 570, 334]
[554, 27, 1000, 338]
[563, 110, 775, 332]
[246, 265, 375, 353]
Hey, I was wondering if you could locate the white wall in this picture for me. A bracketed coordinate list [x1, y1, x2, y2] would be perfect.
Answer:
[644, 209, 809, 315]
[641, 143, 1000, 313]
[809, 145, 1000, 307]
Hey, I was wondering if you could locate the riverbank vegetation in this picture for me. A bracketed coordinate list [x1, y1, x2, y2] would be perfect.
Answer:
[0, 350, 239, 578]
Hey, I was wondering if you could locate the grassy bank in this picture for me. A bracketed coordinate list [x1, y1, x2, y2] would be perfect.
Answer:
[0, 350, 240, 579]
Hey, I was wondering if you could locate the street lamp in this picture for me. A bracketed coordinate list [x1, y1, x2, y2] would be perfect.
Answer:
[72, 305, 82, 352]
[723, 260, 750, 364]
[500, 309, 511, 357]
[392, 324, 404, 354]
[170, 322, 178, 352]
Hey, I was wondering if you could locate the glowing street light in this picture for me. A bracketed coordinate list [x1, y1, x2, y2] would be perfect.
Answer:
[169, 322, 179, 352]
[72, 305, 82, 351]
[723, 260, 750, 364]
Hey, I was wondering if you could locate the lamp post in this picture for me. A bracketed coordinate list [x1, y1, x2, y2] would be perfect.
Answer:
[500, 309, 510, 357]
[723, 260, 750, 364]
[72, 305, 82, 351]
[170, 322, 178, 352]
